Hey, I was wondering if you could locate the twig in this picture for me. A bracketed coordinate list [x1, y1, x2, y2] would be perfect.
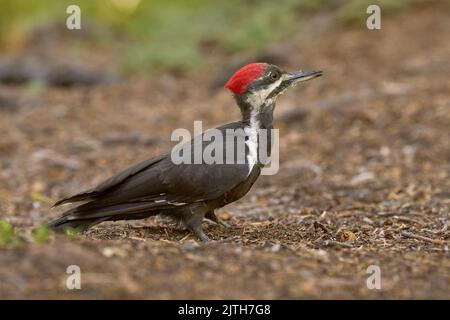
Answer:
[322, 240, 354, 248]
[180, 233, 191, 242]
[214, 236, 240, 244]
[314, 221, 331, 233]
[376, 211, 398, 217]
[401, 231, 444, 245]
[394, 216, 423, 225]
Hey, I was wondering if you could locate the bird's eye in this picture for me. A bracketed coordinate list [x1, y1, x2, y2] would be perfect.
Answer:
[270, 71, 280, 80]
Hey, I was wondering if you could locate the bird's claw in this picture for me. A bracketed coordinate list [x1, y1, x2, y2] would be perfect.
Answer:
[204, 217, 231, 229]
[195, 230, 210, 242]
[218, 220, 231, 228]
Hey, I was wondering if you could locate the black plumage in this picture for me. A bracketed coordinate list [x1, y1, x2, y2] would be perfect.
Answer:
[49, 63, 322, 240]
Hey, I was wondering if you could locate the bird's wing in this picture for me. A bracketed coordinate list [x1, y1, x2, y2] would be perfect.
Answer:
[95, 121, 252, 204]
[54, 121, 253, 213]
[53, 154, 166, 206]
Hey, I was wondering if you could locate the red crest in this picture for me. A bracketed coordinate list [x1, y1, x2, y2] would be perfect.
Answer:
[225, 63, 268, 94]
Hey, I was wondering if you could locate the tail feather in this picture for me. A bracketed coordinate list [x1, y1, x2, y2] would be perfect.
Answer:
[52, 190, 98, 207]
[48, 216, 105, 232]
[48, 201, 162, 232]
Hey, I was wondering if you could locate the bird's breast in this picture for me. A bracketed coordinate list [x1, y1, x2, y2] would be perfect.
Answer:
[244, 124, 259, 176]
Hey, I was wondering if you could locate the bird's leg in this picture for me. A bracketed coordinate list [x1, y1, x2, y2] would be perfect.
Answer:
[204, 210, 238, 243]
[181, 206, 210, 242]
[205, 210, 231, 228]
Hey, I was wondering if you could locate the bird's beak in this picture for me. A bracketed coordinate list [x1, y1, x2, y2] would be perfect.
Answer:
[282, 70, 323, 87]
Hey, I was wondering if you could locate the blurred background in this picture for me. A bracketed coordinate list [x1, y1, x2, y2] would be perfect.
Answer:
[0, 0, 432, 77]
[0, 0, 449, 299]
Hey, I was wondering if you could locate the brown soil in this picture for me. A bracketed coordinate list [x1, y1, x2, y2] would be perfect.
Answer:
[0, 6, 449, 299]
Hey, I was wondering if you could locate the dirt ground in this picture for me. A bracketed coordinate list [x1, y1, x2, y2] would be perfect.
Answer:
[0, 6, 449, 299]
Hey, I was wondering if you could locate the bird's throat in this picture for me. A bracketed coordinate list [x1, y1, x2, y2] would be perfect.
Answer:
[236, 95, 275, 130]
[236, 97, 275, 174]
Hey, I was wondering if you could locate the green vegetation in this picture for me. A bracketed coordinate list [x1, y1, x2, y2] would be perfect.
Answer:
[0, 219, 21, 247]
[29, 191, 53, 204]
[33, 224, 51, 244]
[0, 0, 423, 73]
[65, 227, 80, 238]
[0, 219, 78, 247]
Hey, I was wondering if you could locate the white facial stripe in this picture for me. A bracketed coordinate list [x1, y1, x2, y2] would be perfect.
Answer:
[245, 77, 284, 107]
[259, 77, 283, 99]
[243, 75, 284, 175]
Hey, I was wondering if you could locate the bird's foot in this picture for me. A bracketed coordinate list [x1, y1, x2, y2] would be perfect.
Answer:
[204, 211, 232, 229]
[194, 230, 210, 242]
[204, 218, 231, 229]
[179, 206, 212, 242]
[217, 220, 231, 228]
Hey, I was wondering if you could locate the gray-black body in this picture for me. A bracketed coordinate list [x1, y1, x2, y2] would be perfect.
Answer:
[49, 63, 322, 240]
[49, 121, 268, 241]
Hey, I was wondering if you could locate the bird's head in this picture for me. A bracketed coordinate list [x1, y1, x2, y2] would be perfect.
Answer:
[225, 63, 322, 109]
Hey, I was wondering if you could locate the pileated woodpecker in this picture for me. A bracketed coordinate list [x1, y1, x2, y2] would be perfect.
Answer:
[49, 63, 322, 240]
